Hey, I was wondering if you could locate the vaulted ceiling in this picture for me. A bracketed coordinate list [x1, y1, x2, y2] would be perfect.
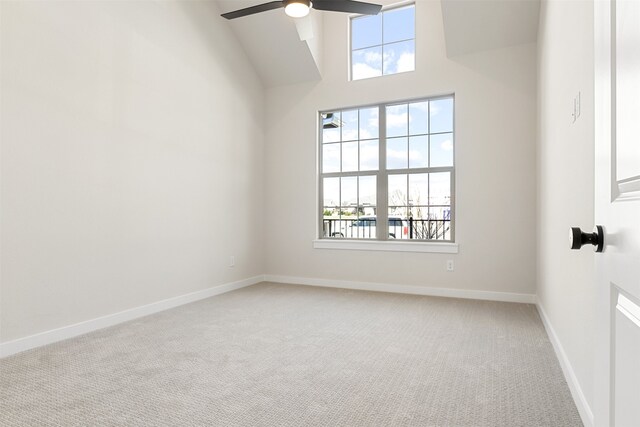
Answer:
[215, 0, 323, 88]
[215, 0, 541, 88]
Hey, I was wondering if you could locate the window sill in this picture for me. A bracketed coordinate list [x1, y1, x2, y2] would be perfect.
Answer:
[312, 239, 459, 254]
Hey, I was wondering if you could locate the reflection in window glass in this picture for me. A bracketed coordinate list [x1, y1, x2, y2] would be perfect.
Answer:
[351, 4, 415, 80]
[323, 111, 341, 143]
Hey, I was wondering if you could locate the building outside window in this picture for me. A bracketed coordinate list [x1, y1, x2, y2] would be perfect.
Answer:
[351, 3, 416, 81]
[319, 96, 455, 242]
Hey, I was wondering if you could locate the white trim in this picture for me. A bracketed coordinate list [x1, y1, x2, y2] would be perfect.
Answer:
[313, 239, 459, 253]
[0, 275, 265, 358]
[265, 274, 535, 303]
[617, 293, 640, 328]
[536, 303, 594, 427]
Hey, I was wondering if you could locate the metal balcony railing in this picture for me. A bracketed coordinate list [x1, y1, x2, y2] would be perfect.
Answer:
[322, 217, 451, 241]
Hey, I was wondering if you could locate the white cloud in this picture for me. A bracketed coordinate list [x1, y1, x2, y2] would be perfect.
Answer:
[441, 139, 453, 151]
[364, 50, 382, 63]
[386, 113, 407, 128]
[352, 62, 382, 80]
[342, 129, 359, 141]
[410, 101, 428, 112]
[359, 129, 372, 139]
[396, 52, 415, 73]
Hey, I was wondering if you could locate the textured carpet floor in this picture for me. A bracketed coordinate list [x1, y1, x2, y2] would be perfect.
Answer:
[0, 282, 582, 426]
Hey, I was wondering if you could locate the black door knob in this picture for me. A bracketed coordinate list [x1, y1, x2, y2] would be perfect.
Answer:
[570, 225, 604, 252]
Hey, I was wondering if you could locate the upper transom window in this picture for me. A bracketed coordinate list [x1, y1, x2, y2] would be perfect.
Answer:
[350, 3, 416, 81]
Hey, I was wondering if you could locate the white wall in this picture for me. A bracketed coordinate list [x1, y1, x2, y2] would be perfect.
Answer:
[264, 1, 538, 295]
[0, 0, 265, 343]
[537, 0, 596, 421]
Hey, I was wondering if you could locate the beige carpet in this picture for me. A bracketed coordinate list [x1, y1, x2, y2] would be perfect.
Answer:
[0, 282, 582, 426]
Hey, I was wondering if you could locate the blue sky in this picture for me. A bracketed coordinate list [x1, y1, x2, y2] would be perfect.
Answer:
[351, 5, 416, 80]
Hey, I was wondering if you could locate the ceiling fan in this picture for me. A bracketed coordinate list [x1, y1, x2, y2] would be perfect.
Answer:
[221, 0, 382, 20]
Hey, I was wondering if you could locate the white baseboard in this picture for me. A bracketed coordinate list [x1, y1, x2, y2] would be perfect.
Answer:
[536, 303, 594, 427]
[0, 275, 264, 358]
[264, 274, 536, 304]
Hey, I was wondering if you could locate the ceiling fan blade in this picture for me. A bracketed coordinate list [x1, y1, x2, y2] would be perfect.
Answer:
[221, 1, 284, 20]
[312, 0, 382, 15]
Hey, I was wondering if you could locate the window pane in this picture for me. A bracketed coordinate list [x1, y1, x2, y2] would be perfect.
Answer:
[387, 137, 408, 169]
[409, 102, 428, 135]
[429, 206, 452, 240]
[389, 206, 408, 218]
[386, 104, 408, 137]
[388, 174, 407, 206]
[323, 177, 339, 207]
[322, 112, 341, 143]
[407, 206, 430, 240]
[321, 97, 454, 242]
[408, 206, 429, 220]
[409, 173, 429, 206]
[383, 40, 415, 75]
[360, 139, 379, 171]
[359, 175, 376, 207]
[341, 176, 358, 209]
[430, 133, 454, 167]
[388, 207, 408, 239]
[359, 107, 379, 139]
[341, 109, 359, 141]
[323, 143, 340, 173]
[383, 5, 415, 44]
[409, 135, 428, 168]
[429, 172, 451, 205]
[430, 206, 451, 221]
[342, 141, 358, 172]
[352, 14, 382, 50]
[430, 98, 454, 133]
[352, 46, 383, 80]
[388, 214, 408, 239]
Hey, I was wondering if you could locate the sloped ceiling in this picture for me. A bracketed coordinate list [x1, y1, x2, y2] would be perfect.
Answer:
[215, 0, 541, 87]
[215, 0, 322, 88]
[441, 0, 540, 57]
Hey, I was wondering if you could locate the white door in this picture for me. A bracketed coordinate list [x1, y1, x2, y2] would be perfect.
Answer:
[594, 0, 640, 426]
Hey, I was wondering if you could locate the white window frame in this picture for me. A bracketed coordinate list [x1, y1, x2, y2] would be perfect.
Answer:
[315, 95, 458, 254]
[349, 1, 417, 81]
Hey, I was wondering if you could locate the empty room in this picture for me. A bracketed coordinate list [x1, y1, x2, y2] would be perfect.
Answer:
[1, 0, 639, 426]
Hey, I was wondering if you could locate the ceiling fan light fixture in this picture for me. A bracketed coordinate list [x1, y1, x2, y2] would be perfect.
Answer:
[285, 0, 312, 18]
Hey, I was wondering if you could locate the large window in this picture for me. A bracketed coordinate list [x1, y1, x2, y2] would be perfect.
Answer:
[351, 3, 415, 81]
[319, 96, 454, 242]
